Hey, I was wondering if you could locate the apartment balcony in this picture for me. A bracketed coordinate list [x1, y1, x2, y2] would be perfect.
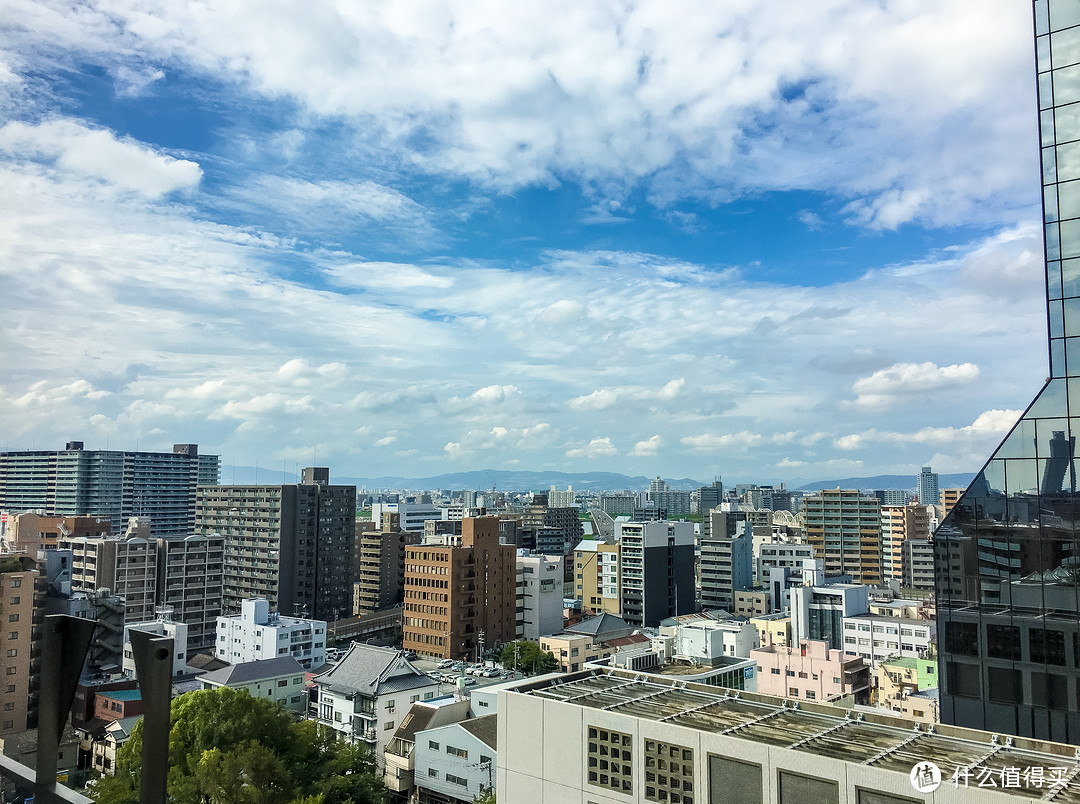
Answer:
[384, 752, 414, 792]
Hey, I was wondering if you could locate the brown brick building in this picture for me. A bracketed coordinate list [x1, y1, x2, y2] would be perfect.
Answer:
[402, 516, 515, 661]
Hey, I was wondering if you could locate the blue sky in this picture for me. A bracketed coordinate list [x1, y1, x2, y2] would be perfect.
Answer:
[0, 0, 1053, 484]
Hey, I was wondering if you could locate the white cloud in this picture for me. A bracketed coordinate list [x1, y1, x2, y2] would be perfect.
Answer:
[569, 389, 618, 411]
[630, 435, 662, 456]
[0, 119, 201, 198]
[852, 361, 980, 408]
[565, 437, 618, 459]
[681, 431, 764, 452]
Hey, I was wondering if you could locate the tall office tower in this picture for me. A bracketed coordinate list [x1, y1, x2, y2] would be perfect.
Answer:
[699, 512, 752, 613]
[880, 504, 930, 583]
[916, 466, 939, 505]
[803, 489, 882, 585]
[934, 0, 1080, 744]
[617, 520, 695, 627]
[156, 534, 224, 654]
[196, 467, 357, 619]
[58, 531, 158, 623]
[0, 442, 219, 539]
[697, 479, 724, 516]
[401, 516, 516, 660]
[0, 554, 41, 735]
[353, 512, 420, 616]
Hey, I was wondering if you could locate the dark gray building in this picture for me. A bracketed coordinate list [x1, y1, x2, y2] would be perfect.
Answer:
[934, 0, 1080, 744]
[617, 520, 695, 627]
[196, 466, 356, 620]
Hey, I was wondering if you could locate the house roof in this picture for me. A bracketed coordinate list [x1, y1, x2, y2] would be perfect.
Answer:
[459, 714, 498, 749]
[105, 715, 143, 742]
[186, 653, 229, 671]
[566, 612, 630, 637]
[200, 656, 305, 686]
[314, 642, 429, 697]
[605, 634, 651, 649]
[99, 689, 142, 702]
[392, 703, 439, 744]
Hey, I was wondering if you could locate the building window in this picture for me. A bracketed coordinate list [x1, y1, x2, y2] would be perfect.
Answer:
[429, 740, 440, 751]
[8, 598, 17, 605]
[428, 768, 438, 778]
[384, 721, 395, 730]
[7, 615, 17, 623]
[334, 712, 342, 722]
[986, 625, 1022, 660]
[778, 770, 839, 804]
[4, 668, 15, 676]
[446, 774, 468, 787]
[709, 755, 761, 804]
[587, 727, 633, 795]
[9, 580, 19, 589]
[447, 745, 468, 759]
[643, 739, 693, 803]
[7, 633, 16, 641]
[1030, 629, 1067, 666]
[5, 650, 14, 658]
[277, 679, 287, 687]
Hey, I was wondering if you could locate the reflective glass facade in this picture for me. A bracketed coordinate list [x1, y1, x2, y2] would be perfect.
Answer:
[934, 0, 1080, 743]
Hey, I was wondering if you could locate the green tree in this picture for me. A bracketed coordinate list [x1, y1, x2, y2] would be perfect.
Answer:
[90, 687, 384, 804]
[499, 640, 558, 674]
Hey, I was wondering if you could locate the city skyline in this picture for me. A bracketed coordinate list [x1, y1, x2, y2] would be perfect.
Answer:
[0, 1, 1048, 480]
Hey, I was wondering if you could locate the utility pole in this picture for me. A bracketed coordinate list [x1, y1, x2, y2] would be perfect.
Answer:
[477, 630, 485, 665]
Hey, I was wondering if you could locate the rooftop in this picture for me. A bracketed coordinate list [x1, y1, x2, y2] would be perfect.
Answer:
[200, 656, 305, 686]
[512, 669, 1080, 801]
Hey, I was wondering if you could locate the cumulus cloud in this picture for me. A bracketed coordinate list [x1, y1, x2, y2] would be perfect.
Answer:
[0, 119, 201, 198]
[630, 435, 662, 456]
[851, 361, 980, 408]
[569, 389, 619, 411]
[565, 437, 619, 459]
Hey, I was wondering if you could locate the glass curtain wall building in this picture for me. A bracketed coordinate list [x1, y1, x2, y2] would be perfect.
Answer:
[935, 0, 1080, 743]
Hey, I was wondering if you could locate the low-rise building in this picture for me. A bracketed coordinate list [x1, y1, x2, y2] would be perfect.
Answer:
[876, 654, 939, 724]
[414, 714, 498, 803]
[750, 639, 871, 704]
[199, 656, 308, 712]
[539, 633, 612, 673]
[383, 697, 473, 797]
[841, 613, 935, 666]
[123, 619, 189, 678]
[750, 611, 792, 649]
[314, 643, 441, 755]
[215, 597, 327, 669]
[92, 715, 141, 776]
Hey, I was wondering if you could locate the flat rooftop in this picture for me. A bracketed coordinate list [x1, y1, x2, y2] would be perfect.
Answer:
[513, 669, 1080, 801]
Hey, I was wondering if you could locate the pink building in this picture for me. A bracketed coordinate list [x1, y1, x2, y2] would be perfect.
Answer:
[750, 639, 870, 704]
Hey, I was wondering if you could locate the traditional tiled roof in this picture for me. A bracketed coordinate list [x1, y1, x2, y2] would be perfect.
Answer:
[567, 613, 630, 637]
[314, 642, 430, 698]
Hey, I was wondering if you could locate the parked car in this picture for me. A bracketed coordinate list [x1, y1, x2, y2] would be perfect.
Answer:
[436, 659, 454, 669]
[463, 677, 477, 686]
[403, 651, 419, 660]
[482, 668, 500, 678]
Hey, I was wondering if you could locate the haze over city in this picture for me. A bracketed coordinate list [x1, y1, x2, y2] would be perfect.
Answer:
[0, 0, 1047, 481]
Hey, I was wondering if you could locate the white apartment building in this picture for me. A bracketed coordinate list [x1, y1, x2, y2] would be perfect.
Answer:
[516, 551, 564, 641]
[371, 502, 443, 532]
[755, 540, 814, 586]
[215, 598, 327, 669]
[122, 619, 189, 678]
[790, 575, 869, 651]
[414, 715, 498, 803]
[663, 617, 759, 661]
[314, 643, 441, 755]
[841, 613, 936, 666]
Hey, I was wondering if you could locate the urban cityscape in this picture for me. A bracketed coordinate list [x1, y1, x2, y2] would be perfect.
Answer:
[3, 1, 1080, 804]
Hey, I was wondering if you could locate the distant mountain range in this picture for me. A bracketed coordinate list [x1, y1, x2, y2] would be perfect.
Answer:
[218, 466, 976, 494]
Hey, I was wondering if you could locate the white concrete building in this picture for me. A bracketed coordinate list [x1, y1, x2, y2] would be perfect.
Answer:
[756, 540, 814, 586]
[790, 565, 870, 650]
[123, 619, 189, 678]
[665, 617, 759, 661]
[200, 656, 308, 712]
[516, 550, 565, 641]
[414, 714, 498, 802]
[496, 668, 1069, 804]
[841, 613, 936, 666]
[314, 642, 441, 755]
[371, 502, 443, 533]
[215, 598, 327, 669]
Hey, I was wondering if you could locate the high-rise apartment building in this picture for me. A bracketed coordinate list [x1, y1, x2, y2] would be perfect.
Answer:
[880, 504, 930, 583]
[515, 550, 564, 641]
[0, 554, 41, 735]
[353, 512, 421, 616]
[58, 530, 158, 623]
[696, 479, 724, 516]
[916, 466, 939, 506]
[617, 520, 695, 627]
[156, 533, 224, 653]
[522, 499, 584, 556]
[934, 0, 1080, 744]
[646, 477, 692, 516]
[196, 467, 356, 619]
[0, 442, 219, 539]
[572, 540, 621, 615]
[402, 516, 516, 660]
[803, 489, 882, 585]
[699, 511, 752, 613]
[939, 487, 963, 516]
